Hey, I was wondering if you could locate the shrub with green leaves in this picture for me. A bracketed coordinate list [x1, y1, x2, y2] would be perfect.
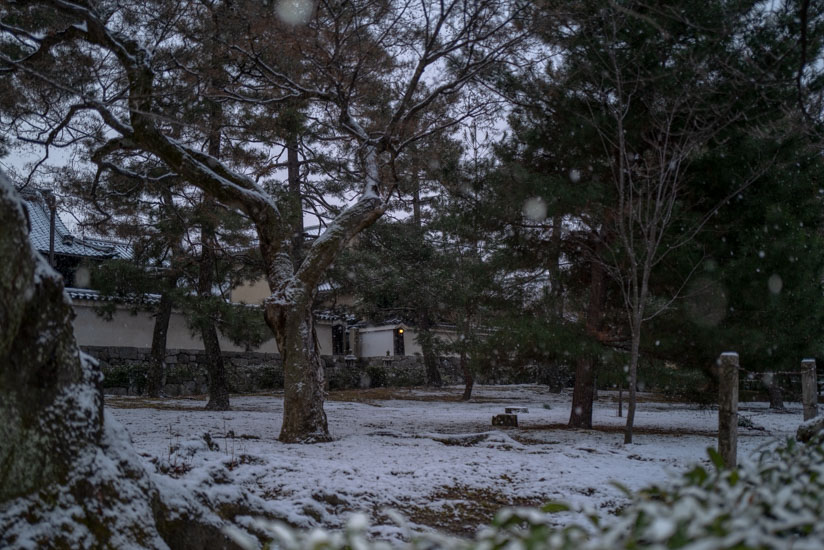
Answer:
[227, 435, 824, 550]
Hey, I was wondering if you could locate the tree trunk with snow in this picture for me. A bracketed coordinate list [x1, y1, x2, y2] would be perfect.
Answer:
[287, 138, 304, 268]
[0, 171, 242, 549]
[265, 293, 330, 443]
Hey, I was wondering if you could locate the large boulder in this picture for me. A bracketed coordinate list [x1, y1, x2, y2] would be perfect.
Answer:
[0, 171, 243, 549]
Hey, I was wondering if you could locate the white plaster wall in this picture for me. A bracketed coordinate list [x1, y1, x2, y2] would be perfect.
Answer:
[407, 329, 459, 357]
[230, 278, 269, 304]
[360, 329, 395, 357]
[359, 327, 460, 357]
[72, 301, 278, 353]
[72, 303, 154, 348]
[404, 330, 422, 356]
[316, 323, 333, 356]
[71, 300, 459, 358]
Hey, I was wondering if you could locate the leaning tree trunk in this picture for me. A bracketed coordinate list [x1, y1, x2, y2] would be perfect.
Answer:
[0, 172, 242, 549]
[146, 288, 174, 397]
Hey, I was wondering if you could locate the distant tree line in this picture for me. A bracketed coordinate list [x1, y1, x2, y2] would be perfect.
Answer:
[2, 0, 823, 446]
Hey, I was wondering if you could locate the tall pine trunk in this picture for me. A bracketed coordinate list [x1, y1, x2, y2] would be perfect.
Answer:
[257, 145, 383, 442]
[460, 347, 474, 401]
[417, 311, 443, 387]
[411, 184, 442, 387]
[202, 322, 231, 410]
[200, 64, 231, 411]
[146, 289, 173, 397]
[199, 204, 231, 411]
[569, 356, 596, 428]
[569, 242, 606, 428]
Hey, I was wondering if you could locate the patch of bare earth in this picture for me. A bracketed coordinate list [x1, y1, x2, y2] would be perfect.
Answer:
[400, 485, 547, 536]
[106, 396, 207, 410]
[327, 387, 466, 404]
[327, 387, 541, 405]
[522, 422, 717, 437]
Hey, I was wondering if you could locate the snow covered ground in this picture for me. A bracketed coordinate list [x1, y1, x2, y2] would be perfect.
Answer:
[107, 385, 805, 540]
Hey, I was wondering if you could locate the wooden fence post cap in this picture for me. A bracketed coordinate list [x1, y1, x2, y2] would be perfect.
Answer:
[720, 352, 739, 357]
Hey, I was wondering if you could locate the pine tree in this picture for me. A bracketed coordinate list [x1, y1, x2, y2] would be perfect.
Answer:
[505, 0, 824, 442]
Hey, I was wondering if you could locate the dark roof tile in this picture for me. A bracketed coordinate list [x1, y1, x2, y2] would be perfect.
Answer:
[21, 191, 131, 259]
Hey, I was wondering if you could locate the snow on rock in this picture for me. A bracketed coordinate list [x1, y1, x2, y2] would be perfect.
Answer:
[0, 171, 247, 549]
[796, 414, 824, 442]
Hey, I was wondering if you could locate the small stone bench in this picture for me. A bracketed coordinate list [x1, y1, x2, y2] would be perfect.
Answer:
[492, 407, 529, 427]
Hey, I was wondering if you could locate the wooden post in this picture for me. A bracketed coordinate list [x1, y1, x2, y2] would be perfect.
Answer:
[802, 358, 818, 421]
[718, 352, 739, 468]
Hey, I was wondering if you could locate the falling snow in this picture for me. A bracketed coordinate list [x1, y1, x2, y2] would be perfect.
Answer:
[523, 197, 548, 221]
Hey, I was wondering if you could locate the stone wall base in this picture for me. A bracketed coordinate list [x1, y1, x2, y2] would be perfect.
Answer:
[84, 346, 543, 396]
[83, 346, 281, 396]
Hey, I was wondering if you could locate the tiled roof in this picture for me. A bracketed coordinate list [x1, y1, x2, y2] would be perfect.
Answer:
[21, 190, 131, 259]
[65, 287, 161, 304]
[315, 309, 358, 322]
[67, 290, 358, 323]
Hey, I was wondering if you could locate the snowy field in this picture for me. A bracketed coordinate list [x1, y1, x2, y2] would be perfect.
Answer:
[107, 385, 805, 540]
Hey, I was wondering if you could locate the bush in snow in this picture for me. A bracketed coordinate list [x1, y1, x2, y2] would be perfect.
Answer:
[230, 435, 824, 549]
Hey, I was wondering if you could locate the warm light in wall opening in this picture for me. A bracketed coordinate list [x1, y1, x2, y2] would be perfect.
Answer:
[398, 329, 404, 334]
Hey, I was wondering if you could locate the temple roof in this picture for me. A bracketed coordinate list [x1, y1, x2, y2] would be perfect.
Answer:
[21, 190, 131, 259]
